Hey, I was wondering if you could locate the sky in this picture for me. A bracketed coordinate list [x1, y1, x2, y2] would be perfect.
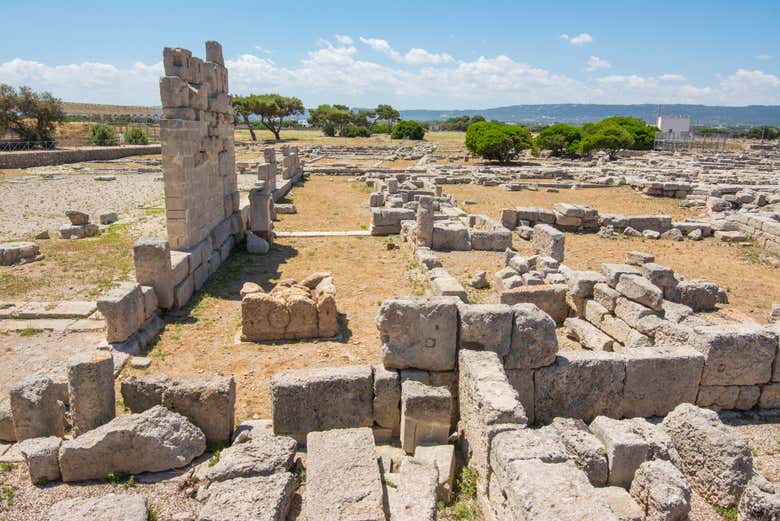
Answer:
[1, 0, 778, 109]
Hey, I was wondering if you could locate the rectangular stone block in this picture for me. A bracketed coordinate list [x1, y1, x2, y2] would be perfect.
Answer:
[535, 350, 626, 423]
[498, 284, 569, 324]
[96, 282, 145, 343]
[173, 273, 194, 309]
[133, 238, 174, 309]
[531, 223, 565, 262]
[378, 297, 458, 371]
[506, 303, 558, 369]
[691, 325, 776, 386]
[373, 365, 400, 434]
[622, 346, 704, 418]
[9, 375, 64, 441]
[306, 428, 385, 521]
[401, 379, 451, 454]
[457, 303, 513, 358]
[67, 351, 116, 437]
[271, 365, 373, 439]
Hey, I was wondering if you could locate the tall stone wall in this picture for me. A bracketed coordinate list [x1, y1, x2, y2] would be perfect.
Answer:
[159, 41, 238, 250]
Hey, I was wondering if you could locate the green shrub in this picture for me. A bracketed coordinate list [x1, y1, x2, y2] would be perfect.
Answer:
[580, 123, 635, 159]
[343, 124, 371, 138]
[370, 123, 390, 134]
[536, 123, 582, 157]
[88, 124, 118, 146]
[323, 122, 336, 137]
[465, 121, 532, 163]
[391, 120, 425, 140]
[125, 127, 148, 145]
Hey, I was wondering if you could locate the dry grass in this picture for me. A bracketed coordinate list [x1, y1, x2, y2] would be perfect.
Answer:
[447, 184, 704, 222]
[125, 235, 418, 421]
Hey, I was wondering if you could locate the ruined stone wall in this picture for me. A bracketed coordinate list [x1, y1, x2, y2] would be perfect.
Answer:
[0, 145, 161, 169]
[159, 41, 238, 251]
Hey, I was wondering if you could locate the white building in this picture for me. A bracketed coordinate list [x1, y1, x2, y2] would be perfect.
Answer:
[656, 115, 691, 137]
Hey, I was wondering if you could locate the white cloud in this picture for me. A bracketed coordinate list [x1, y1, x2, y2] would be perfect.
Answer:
[334, 34, 353, 45]
[0, 40, 778, 107]
[756, 54, 771, 60]
[254, 46, 272, 55]
[358, 36, 454, 65]
[659, 74, 686, 82]
[561, 33, 593, 45]
[586, 56, 610, 71]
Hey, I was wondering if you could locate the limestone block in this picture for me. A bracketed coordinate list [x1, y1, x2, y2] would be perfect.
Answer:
[306, 428, 385, 521]
[0, 399, 15, 442]
[594, 282, 620, 312]
[60, 223, 99, 239]
[505, 303, 558, 369]
[642, 263, 677, 289]
[690, 325, 776, 386]
[590, 416, 679, 489]
[373, 365, 400, 434]
[271, 365, 373, 438]
[97, 282, 145, 343]
[377, 296, 458, 371]
[602, 263, 642, 287]
[616, 274, 663, 310]
[565, 317, 615, 351]
[432, 221, 471, 250]
[661, 403, 753, 507]
[205, 430, 296, 483]
[19, 436, 62, 483]
[629, 460, 691, 521]
[551, 417, 609, 486]
[65, 209, 90, 225]
[457, 303, 513, 357]
[531, 223, 564, 261]
[622, 346, 704, 418]
[160, 376, 235, 445]
[58, 406, 206, 482]
[535, 350, 625, 423]
[416, 195, 434, 247]
[498, 284, 569, 324]
[625, 251, 655, 266]
[160, 76, 189, 108]
[759, 383, 780, 408]
[388, 457, 439, 521]
[696, 385, 761, 411]
[737, 475, 780, 521]
[414, 445, 455, 503]
[199, 473, 296, 521]
[600, 314, 633, 344]
[67, 351, 115, 436]
[9, 374, 65, 441]
[568, 270, 606, 298]
[120, 374, 170, 412]
[489, 427, 569, 483]
[675, 280, 719, 311]
[48, 494, 148, 521]
[401, 379, 451, 454]
[504, 368, 535, 424]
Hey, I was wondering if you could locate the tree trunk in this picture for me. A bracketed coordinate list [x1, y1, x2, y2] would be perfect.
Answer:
[242, 114, 256, 141]
[272, 128, 281, 140]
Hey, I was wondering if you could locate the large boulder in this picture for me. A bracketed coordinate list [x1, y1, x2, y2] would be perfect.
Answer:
[738, 475, 780, 521]
[661, 403, 753, 507]
[58, 405, 206, 482]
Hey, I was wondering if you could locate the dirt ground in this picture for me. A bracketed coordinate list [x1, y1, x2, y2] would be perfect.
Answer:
[448, 184, 704, 222]
[274, 176, 372, 232]
[123, 235, 417, 422]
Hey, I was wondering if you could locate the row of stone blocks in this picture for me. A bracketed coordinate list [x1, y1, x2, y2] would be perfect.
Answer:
[459, 348, 778, 520]
[730, 211, 780, 256]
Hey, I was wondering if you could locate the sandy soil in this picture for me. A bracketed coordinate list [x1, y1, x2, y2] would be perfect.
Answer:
[274, 176, 372, 232]
[447, 184, 704, 222]
[123, 235, 418, 422]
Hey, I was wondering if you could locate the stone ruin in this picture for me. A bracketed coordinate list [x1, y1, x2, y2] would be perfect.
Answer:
[59, 209, 99, 239]
[240, 272, 339, 341]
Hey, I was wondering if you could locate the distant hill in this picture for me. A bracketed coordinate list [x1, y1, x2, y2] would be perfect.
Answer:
[399, 104, 780, 127]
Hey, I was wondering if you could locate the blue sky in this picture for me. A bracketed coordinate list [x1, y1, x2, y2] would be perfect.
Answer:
[1, 0, 778, 108]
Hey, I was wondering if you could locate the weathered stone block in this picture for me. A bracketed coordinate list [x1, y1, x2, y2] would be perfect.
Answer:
[616, 274, 663, 311]
[97, 282, 145, 343]
[199, 473, 296, 521]
[377, 296, 458, 371]
[629, 460, 691, 521]
[9, 374, 65, 441]
[531, 223, 564, 261]
[691, 325, 776, 386]
[67, 351, 115, 436]
[661, 403, 753, 507]
[18, 436, 62, 483]
[622, 346, 704, 418]
[48, 494, 148, 521]
[551, 417, 609, 486]
[457, 303, 513, 357]
[271, 365, 373, 438]
[373, 365, 400, 434]
[401, 379, 451, 453]
[505, 303, 558, 369]
[306, 428, 385, 521]
[133, 237, 174, 309]
[535, 350, 625, 423]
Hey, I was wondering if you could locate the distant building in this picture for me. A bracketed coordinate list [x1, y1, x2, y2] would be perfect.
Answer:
[656, 115, 691, 137]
